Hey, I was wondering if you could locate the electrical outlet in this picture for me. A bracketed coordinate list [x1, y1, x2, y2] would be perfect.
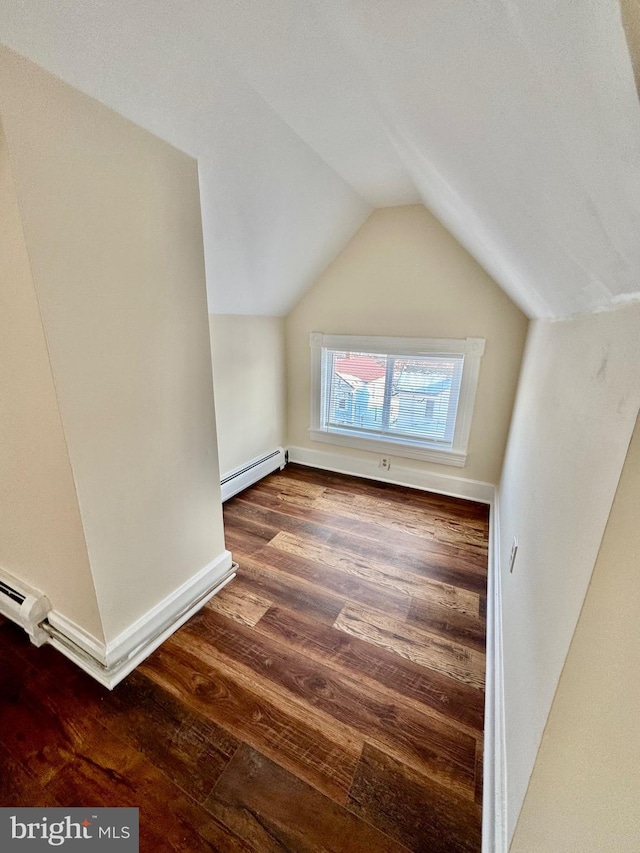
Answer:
[508, 536, 518, 573]
[379, 456, 391, 471]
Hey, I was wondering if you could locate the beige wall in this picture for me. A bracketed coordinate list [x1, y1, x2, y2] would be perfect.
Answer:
[509, 409, 640, 851]
[0, 47, 225, 645]
[0, 120, 104, 642]
[498, 303, 640, 842]
[209, 315, 286, 475]
[285, 205, 528, 485]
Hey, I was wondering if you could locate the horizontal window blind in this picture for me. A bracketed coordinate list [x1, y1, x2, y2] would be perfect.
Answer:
[309, 333, 484, 466]
[322, 349, 464, 448]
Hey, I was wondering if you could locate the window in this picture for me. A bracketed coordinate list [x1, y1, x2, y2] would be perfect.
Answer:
[309, 333, 485, 466]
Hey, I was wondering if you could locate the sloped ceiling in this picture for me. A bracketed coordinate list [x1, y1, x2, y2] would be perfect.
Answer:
[1, 1, 640, 318]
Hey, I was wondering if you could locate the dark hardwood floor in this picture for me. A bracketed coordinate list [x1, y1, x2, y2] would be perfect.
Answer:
[0, 464, 488, 852]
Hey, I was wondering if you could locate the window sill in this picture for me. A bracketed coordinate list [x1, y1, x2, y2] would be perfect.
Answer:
[308, 428, 467, 467]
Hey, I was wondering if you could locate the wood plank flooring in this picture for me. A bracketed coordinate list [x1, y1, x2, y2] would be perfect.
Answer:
[0, 463, 488, 852]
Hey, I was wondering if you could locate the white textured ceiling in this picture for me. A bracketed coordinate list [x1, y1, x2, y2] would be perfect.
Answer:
[1, 1, 640, 318]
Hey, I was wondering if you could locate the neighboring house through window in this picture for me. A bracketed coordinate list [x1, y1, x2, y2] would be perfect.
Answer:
[309, 333, 485, 466]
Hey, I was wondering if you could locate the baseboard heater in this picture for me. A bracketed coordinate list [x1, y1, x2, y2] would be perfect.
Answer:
[0, 568, 51, 647]
[220, 446, 286, 502]
[40, 564, 237, 689]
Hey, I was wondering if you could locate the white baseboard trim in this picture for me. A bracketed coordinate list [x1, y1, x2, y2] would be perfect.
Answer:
[221, 447, 285, 502]
[483, 491, 508, 853]
[45, 612, 106, 663]
[45, 550, 235, 689]
[287, 445, 495, 504]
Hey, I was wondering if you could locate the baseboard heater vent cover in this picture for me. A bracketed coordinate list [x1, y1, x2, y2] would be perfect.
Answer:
[220, 446, 286, 502]
[0, 568, 50, 646]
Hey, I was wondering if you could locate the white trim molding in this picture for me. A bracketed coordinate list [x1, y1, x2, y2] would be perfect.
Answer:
[309, 332, 485, 467]
[483, 491, 508, 853]
[287, 445, 495, 504]
[45, 550, 235, 689]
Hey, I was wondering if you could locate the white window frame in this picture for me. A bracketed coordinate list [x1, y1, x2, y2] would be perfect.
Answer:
[309, 333, 485, 467]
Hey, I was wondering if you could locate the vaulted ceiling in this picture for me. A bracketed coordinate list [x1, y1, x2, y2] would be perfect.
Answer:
[1, 1, 640, 318]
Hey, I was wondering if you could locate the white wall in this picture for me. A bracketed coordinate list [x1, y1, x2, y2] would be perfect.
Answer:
[498, 303, 640, 843]
[0, 46, 226, 646]
[0, 120, 103, 642]
[510, 410, 640, 851]
[286, 205, 528, 486]
[209, 314, 286, 475]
